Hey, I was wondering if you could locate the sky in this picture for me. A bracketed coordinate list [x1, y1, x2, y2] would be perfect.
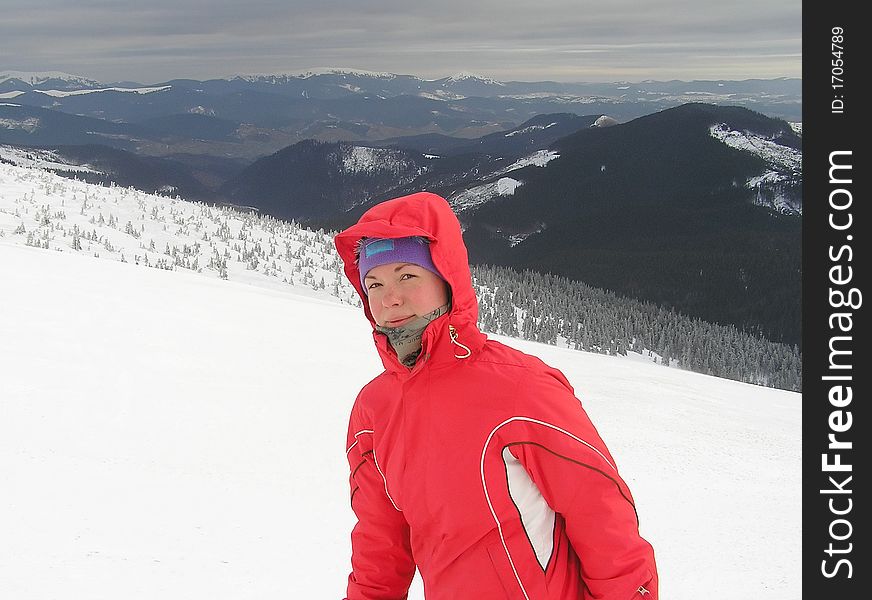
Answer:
[0, 160, 802, 598]
[0, 0, 802, 84]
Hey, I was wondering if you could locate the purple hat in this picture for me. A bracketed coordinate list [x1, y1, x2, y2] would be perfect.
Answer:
[357, 236, 443, 293]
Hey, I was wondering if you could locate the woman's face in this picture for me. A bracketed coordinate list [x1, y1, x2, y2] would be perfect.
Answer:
[364, 262, 449, 327]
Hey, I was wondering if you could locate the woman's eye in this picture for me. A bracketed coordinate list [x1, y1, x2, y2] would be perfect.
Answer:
[367, 282, 381, 290]
[400, 273, 415, 280]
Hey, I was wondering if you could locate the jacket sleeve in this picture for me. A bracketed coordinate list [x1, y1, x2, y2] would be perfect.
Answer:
[508, 368, 659, 599]
[344, 402, 416, 600]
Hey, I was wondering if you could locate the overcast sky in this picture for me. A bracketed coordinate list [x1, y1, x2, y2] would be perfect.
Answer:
[1, 0, 801, 84]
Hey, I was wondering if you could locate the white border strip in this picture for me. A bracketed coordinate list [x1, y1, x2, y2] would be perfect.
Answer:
[479, 416, 617, 598]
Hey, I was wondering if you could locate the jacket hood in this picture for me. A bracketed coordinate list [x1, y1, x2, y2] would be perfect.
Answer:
[334, 192, 484, 371]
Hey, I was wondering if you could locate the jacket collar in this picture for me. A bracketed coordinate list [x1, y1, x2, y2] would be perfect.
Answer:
[372, 312, 487, 376]
[334, 192, 487, 375]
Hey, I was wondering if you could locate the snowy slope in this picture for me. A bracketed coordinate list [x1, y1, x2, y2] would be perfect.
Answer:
[1, 161, 801, 599]
[709, 123, 802, 215]
[0, 241, 801, 600]
[0, 159, 360, 306]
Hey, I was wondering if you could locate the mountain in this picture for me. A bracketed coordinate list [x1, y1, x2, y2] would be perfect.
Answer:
[45, 145, 231, 201]
[463, 103, 802, 346]
[0, 103, 144, 149]
[132, 113, 242, 142]
[219, 113, 599, 220]
[0, 142, 246, 203]
[1, 70, 801, 162]
[2, 67, 803, 346]
[218, 103, 801, 346]
[0, 70, 103, 92]
[219, 139, 427, 219]
[373, 113, 602, 157]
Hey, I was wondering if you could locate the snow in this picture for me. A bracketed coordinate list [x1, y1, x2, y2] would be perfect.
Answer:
[416, 91, 453, 101]
[340, 146, 389, 174]
[709, 124, 801, 173]
[505, 122, 557, 137]
[0, 161, 801, 599]
[0, 117, 40, 133]
[448, 177, 523, 211]
[0, 70, 102, 87]
[498, 93, 604, 104]
[339, 145, 425, 185]
[33, 86, 171, 97]
[444, 72, 505, 86]
[0, 91, 26, 99]
[235, 69, 398, 82]
[709, 123, 802, 215]
[0, 162, 358, 304]
[494, 149, 560, 176]
[0, 145, 103, 173]
[507, 228, 541, 247]
[593, 115, 619, 127]
[189, 105, 216, 116]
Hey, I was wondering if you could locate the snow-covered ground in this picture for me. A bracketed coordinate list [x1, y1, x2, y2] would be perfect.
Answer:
[505, 122, 557, 137]
[495, 149, 560, 175]
[0, 159, 360, 307]
[709, 123, 801, 173]
[32, 86, 171, 97]
[449, 176, 523, 211]
[0, 146, 103, 173]
[1, 176, 800, 600]
[709, 123, 802, 215]
[447, 149, 560, 211]
[0, 241, 802, 600]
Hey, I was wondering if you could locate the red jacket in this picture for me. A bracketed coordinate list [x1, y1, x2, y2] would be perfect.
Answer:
[335, 192, 658, 600]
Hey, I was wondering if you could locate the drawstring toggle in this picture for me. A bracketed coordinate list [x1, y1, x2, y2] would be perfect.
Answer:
[448, 324, 471, 359]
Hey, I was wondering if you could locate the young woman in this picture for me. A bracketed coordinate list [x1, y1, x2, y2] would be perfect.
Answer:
[334, 192, 658, 600]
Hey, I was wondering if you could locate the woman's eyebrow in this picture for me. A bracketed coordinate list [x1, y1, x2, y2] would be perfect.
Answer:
[364, 263, 416, 280]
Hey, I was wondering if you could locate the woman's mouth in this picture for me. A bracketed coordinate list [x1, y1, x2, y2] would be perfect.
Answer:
[386, 316, 413, 326]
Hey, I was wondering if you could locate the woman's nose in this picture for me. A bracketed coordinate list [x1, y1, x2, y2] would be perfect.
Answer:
[381, 286, 402, 306]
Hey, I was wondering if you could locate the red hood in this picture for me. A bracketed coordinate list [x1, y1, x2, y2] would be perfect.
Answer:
[334, 192, 485, 372]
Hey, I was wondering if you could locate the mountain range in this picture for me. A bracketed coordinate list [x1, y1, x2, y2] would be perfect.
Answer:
[0, 70, 802, 346]
[215, 103, 802, 346]
[1, 69, 800, 160]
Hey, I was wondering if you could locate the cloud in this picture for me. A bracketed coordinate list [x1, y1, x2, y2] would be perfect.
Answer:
[0, 0, 801, 83]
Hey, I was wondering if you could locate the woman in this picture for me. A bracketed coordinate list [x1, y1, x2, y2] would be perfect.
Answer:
[334, 192, 658, 600]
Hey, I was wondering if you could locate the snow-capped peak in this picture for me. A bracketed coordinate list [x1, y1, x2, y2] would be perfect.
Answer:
[443, 72, 504, 86]
[300, 68, 398, 79]
[0, 71, 102, 88]
[232, 68, 398, 82]
[592, 115, 619, 127]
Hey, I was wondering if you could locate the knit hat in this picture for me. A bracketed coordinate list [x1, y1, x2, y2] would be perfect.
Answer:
[357, 236, 443, 293]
